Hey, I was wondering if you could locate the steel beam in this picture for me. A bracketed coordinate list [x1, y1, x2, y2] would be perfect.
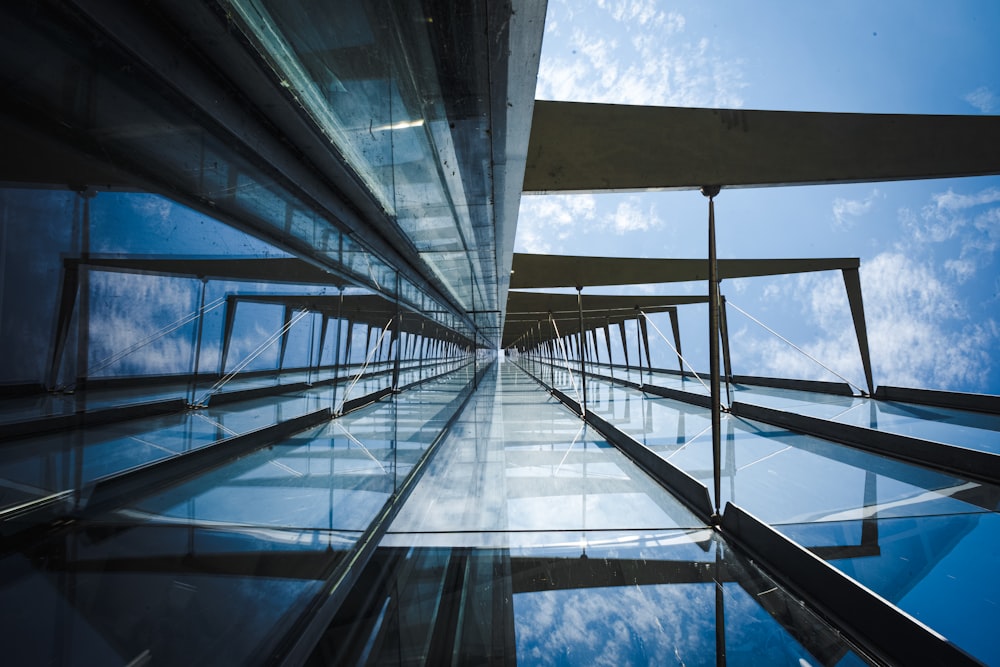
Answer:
[525, 100, 1000, 192]
[731, 401, 1000, 486]
[722, 503, 982, 667]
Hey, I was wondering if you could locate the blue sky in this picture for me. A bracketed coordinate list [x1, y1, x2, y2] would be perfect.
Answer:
[514, 0, 1000, 394]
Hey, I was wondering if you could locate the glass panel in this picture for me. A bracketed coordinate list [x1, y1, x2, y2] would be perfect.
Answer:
[389, 363, 704, 537]
[780, 512, 1000, 666]
[0, 522, 333, 665]
[733, 383, 1000, 453]
[308, 530, 872, 665]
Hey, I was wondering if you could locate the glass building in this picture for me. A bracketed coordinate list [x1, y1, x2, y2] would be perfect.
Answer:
[0, 2, 998, 665]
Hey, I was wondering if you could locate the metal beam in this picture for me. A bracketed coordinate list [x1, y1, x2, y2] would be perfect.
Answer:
[511, 253, 858, 289]
[721, 503, 982, 667]
[842, 268, 875, 395]
[731, 401, 1000, 486]
[873, 385, 1000, 415]
[707, 191, 723, 519]
[668, 308, 683, 373]
[85, 409, 331, 515]
[0, 399, 186, 442]
[524, 100, 1000, 192]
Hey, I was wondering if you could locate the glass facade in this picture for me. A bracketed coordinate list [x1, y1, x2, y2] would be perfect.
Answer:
[0, 1, 998, 665]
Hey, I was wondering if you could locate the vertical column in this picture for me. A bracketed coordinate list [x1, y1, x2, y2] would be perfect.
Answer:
[548, 316, 556, 387]
[604, 320, 614, 379]
[417, 321, 425, 379]
[332, 292, 343, 407]
[49, 262, 80, 389]
[842, 267, 875, 395]
[75, 190, 95, 390]
[316, 314, 329, 381]
[703, 185, 723, 521]
[719, 295, 733, 403]
[577, 287, 586, 416]
[278, 305, 294, 372]
[392, 273, 401, 390]
[618, 320, 630, 376]
[638, 315, 652, 373]
[635, 316, 643, 388]
[668, 307, 684, 374]
[306, 311, 316, 386]
[219, 295, 238, 378]
[188, 277, 208, 406]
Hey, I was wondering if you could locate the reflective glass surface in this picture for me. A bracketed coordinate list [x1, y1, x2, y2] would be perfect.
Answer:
[0, 364, 480, 665]
[225, 0, 501, 325]
[309, 534, 871, 666]
[516, 356, 1000, 665]
[732, 383, 1000, 453]
[389, 363, 704, 538]
[309, 364, 870, 666]
[780, 512, 1000, 666]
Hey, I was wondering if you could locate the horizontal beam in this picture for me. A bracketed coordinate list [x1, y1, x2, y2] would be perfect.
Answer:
[85, 409, 331, 514]
[875, 385, 1000, 416]
[731, 375, 854, 397]
[524, 100, 1000, 192]
[207, 382, 313, 407]
[585, 411, 715, 524]
[0, 398, 186, 442]
[340, 387, 395, 416]
[507, 291, 706, 315]
[71, 257, 345, 286]
[510, 253, 857, 289]
[731, 401, 1000, 486]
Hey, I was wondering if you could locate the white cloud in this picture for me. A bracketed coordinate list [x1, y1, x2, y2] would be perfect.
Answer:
[898, 185, 1000, 280]
[929, 186, 1000, 212]
[88, 272, 198, 376]
[515, 194, 598, 253]
[606, 197, 662, 234]
[944, 258, 976, 284]
[964, 86, 997, 113]
[130, 194, 173, 222]
[736, 252, 996, 391]
[832, 189, 879, 229]
[596, 0, 680, 27]
[536, 8, 745, 108]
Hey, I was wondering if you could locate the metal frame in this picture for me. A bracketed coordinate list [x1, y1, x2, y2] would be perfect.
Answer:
[721, 502, 982, 667]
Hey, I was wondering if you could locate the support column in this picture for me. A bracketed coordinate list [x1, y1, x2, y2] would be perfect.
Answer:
[842, 267, 875, 395]
[417, 321, 425, 379]
[74, 190, 94, 390]
[316, 315, 329, 374]
[577, 288, 586, 416]
[392, 316, 401, 390]
[703, 185, 723, 521]
[278, 305, 294, 372]
[638, 315, 652, 370]
[548, 316, 556, 387]
[332, 293, 343, 408]
[635, 316, 643, 388]
[720, 295, 734, 402]
[343, 319, 354, 369]
[604, 320, 614, 380]
[306, 311, 316, 386]
[619, 321, 630, 372]
[188, 277, 208, 406]
[219, 295, 238, 378]
[668, 307, 683, 373]
[48, 262, 80, 389]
